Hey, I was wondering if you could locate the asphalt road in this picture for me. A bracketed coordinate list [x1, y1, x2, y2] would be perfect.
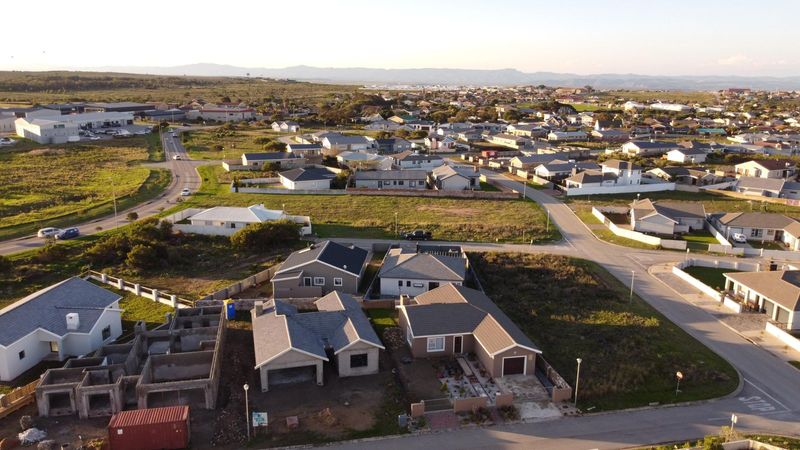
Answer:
[328, 170, 800, 449]
[0, 131, 203, 255]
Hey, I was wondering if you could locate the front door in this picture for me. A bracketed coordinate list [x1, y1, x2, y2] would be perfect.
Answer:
[454, 336, 463, 354]
[502, 356, 526, 376]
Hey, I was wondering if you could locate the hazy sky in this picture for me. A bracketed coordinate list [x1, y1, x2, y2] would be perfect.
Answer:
[3, 0, 798, 77]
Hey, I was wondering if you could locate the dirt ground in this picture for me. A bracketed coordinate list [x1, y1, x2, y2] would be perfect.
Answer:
[391, 346, 448, 402]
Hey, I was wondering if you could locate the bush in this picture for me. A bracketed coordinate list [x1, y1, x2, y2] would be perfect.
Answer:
[125, 243, 165, 271]
[230, 221, 300, 253]
[0, 254, 11, 274]
[35, 241, 68, 264]
[126, 212, 139, 222]
[263, 141, 286, 152]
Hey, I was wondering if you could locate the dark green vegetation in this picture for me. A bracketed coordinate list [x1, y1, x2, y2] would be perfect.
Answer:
[118, 292, 173, 336]
[182, 165, 560, 243]
[230, 221, 301, 252]
[471, 252, 739, 411]
[183, 125, 289, 160]
[0, 135, 170, 240]
[683, 266, 739, 291]
[366, 308, 399, 336]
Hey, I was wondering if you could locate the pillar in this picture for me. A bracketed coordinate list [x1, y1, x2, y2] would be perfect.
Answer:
[117, 278, 124, 290]
[315, 361, 324, 386]
[134, 284, 141, 296]
[152, 289, 159, 303]
[260, 368, 269, 392]
[171, 295, 178, 309]
[101, 273, 108, 283]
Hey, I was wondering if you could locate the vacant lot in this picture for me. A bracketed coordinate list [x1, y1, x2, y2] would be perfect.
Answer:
[0, 138, 170, 240]
[683, 266, 740, 291]
[179, 165, 560, 243]
[182, 127, 291, 160]
[471, 252, 738, 410]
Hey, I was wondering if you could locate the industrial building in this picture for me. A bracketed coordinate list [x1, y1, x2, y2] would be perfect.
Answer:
[15, 111, 134, 143]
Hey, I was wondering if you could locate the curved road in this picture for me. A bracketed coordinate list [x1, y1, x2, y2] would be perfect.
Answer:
[330, 170, 800, 449]
[0, 131, 203, 255]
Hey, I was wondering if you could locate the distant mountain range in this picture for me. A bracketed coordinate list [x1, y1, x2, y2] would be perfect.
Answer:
[89, 63, 800, 90]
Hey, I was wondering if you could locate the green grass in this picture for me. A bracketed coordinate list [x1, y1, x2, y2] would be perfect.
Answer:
[682, 230, 719, 251]
[181, 165, 561, 243]
[0, 137, 171, 240]
[471, 252, 739, 411]
[479, 181, 500, 192]
[118, 292, 174, 336]
[789, 361, 800, 370]
[748, 240, 786, 250]
[575, 209, 657, 250]
[367, 308, 399, 336]
[683, 266, 740, 291]
[183, 127, 291, 160]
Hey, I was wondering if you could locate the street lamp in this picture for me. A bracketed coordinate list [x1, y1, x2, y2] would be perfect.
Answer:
[675, 371, 683, 396]
[574, 358, 582, 407]
[394, 212, 398, 237]
[629, 270, 635, 303]
[546, 209, 551, 233]
[108, 176, 118, 227]
[243, 383, 250, 440]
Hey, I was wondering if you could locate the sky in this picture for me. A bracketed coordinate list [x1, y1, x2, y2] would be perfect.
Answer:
[2, 0, 798, 77]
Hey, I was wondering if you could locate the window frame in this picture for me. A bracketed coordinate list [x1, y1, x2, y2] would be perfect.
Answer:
[350, 353, 369, 368]
[313, 277, 325, 286]
[333, 277, 343, 287]
[426, 336, 445, 353]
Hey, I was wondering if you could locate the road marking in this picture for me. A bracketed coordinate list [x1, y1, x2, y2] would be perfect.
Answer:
[743, 379, 790, 412]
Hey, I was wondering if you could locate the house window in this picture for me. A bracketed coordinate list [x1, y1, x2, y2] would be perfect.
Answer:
[18, 350, 25, 360]
[303, 277, 312, 287]
[751, 229, 763, 237]
[406, 281, 411, 287]
[412, 282, 424, 288]
[350, 353, 369, 368]
[427, 337, 445, 352]
[333, 278, 343, 287]
[398, 280, 403, 287]
[313, 277, 325, 286]
[50, 341, 59, 353]
[102, 325, 111, 340]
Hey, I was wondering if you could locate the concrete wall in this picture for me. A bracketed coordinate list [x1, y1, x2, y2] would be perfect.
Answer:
[273, 262, 359, 299]
[453, 396, 488, 413]
[336, 342, 379, 377]
[201, 266, 277, 301]
[593, 207, 687, 249]
[765, 321, 800, 353]
[380, 277, 461, 297]
[566, 182, 675, 196]
[345, 187, 519, 199]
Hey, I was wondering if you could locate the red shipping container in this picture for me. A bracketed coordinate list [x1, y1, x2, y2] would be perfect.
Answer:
[107, 406, 190, 450]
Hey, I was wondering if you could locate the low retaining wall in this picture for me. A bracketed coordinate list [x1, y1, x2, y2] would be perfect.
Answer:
[344, 188, 520, 199]
[723, 296, 744, 313]
[87, 271, 190, 308]
[592, 207, 687, 249]
[536, 356, 572, 403]
[671, 265, 722, 300]
[705, 221, 733, 246]
[200, 266, 277, 301]
[453, 397, 488, 413]
[708, 244, 745, 255]
[566, 182, 675, 196]
[765, 321, 800, 353]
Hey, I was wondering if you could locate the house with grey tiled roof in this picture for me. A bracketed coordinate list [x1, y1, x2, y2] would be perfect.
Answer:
[251, 292, 384, 391]
[724, 270, 800, 330]
[272, 241, 369, 299]
[0, 277, 122, 381]
[710, 212, 800, 250]
[734, 176, 800, 200]
[398, 284, 540, 378]
[629, 198, 706, 235]
[378, 246, 467, 297]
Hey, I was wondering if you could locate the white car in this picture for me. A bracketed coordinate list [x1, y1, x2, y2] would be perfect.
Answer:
[37, 227, 62, 238]
[173, 154, 181, 160]
[731, 233, 747, 244]
[181, 188, 191, 196]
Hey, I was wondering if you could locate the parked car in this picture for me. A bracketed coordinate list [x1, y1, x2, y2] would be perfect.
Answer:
[404, 230, 432, 240]
[56, 227, 80, 240]
[181, 188, 191, 196]
[173, 154, 181, 160]
[731, 233, 747, 244]
[37, 227, 62, 238]
[0, 137, 15, 145]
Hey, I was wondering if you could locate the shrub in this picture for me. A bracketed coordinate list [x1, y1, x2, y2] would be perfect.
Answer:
[35, 241, 68, 264]
[263, 141, 286, 152]
[125, 243, 165, 271]
[85, 234, 131, 266]
[126, 212, 139, 222]
[229, 220, 300, 253]
[0, 254, 12, 274]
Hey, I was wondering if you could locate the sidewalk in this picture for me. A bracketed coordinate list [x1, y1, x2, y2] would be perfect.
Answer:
[649, 263, 800, 364]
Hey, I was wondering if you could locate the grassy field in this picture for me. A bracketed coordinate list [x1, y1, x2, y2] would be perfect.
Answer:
[118, 292, 174, 336]
[683, 266, 740, 291]
[574, 208, 657, 249]
[182, 127, 293, 160]
[366, 308, 399, 336]
[602, 90, 719, 105]
[180, 165, 561, 243]
[0, 135, 171, 240]
[681, 230, 719, 251]
[471, 252, 739, 411]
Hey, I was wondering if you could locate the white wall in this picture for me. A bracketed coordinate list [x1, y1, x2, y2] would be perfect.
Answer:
[61, 308, 122, 358]
[0, 331, 54, 381]
[566, 182, 675, 196]
[380, 277, 461, 297]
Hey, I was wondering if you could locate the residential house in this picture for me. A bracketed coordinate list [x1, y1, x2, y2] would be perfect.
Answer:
[0, 278, 122, 381]
[430, 165, 480, 190]
[375, 138, 412, 154]
[391, 151, 444, 170]
[646, 167, 721, 185]
[321, 134, 375, 156]
[364, 120, 401, 131]
[506, 123, 546, 138]
[353, 169, 427, 190]
[666, 148, 708, 164]
[278, 166, 339, 190]
[600, 159, 642, 184]
[336, 151, 392, 170]
[629, 198, 706, 235]
[710, 212, 800, 250]
[534, 161, 601, 180]
[547, 130, 588, 142]
[287, 143, 323, 159]
[398, 284, 541, 377]
[241, 152, 306, 169]
[723, 271, 800, 330]
[378, 246, 467, 297]
[252, 292, 383, 391]
[591, 129, 629, 142]
[735, 177, 800, 199]
[621, 140, 682, 156]
[487, 133, 528, 149]
[508, 153, 570, 172]
[271, 241, 369, 299]
[169, 204, 312, 236]
[735, 160, 798, 179]
[271, 121, 300, 133]
[425, 135, 458, 152]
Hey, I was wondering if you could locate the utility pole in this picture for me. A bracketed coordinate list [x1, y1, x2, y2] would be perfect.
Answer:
[574, 358, 582, 407]
[546, 209, 551, 233]
[629, 270, 635, 303]
[109, 176, 118, 227]
[243, 383, 250, 440]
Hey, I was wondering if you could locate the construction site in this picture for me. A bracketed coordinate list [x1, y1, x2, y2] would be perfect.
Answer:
[34, 305, 226, 419]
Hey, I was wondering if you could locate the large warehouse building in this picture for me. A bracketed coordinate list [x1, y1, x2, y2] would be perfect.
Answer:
[15, 111, 134, 144]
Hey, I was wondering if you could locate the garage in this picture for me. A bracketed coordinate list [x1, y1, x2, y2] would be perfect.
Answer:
[267, 365, 318, 389]
[502, 356, 526, 376]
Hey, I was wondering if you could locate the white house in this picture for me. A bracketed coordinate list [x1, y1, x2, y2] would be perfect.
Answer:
[166, 204, 312, 236]
[0, 278, 123, 382]
[241, 152, 306, 169]
[336, 151, 392, 170]
[391, 151, 444, 170]
[547, 130, 588, 142]
[735, 160, 798, 179]
[724, 271, 800, 330]
[621, 140, 682, 156]
[378, 246, 467, 297]
[601, 159, 642, 184]
[321, 134, 375, 155]
[666, 148, 707, 164]
[429, 165, 479, 190]
[271, 121, 300, 133]
[278, 166, 338, 190]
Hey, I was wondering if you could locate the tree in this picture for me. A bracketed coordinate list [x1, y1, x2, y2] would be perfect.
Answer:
[126, 212, 139, 222]
[331, 170, 350, 189]
[230, 221, 300, 252]
[126, 244, 164, 271]
[0, 254, 11, 275]
[263, 141, 287, 152]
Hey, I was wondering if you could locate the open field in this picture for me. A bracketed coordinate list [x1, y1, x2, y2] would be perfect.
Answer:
[0, 135, 170, 240]
[683, 266, 740, 291]
[0, 71, 359, 104]
[601, 90, 719, 105]
[182, 127, 291, 160]
[179, 165, 561, 243]
[471, 252, 739, 411]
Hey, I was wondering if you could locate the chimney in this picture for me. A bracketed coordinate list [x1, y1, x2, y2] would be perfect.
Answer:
[66, 313, 80, 331]
[254, 301, 264, 317]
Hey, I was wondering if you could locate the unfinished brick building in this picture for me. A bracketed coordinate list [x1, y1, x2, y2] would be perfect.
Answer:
[35, 305, 225, 419]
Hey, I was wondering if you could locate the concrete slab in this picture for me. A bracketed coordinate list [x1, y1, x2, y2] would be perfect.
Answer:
[517, 401, 563, 421]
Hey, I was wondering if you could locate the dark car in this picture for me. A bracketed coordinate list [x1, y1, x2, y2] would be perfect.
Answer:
[404, 230, 432, 240]
[56, 227, 80, 240]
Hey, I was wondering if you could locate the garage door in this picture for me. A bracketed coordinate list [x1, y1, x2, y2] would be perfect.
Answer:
[502, 357, 525, 376]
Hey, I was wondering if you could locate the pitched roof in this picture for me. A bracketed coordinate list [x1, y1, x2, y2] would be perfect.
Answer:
[738, 159, 796, 171]
[252, 292, 383, 368]
[379, 248, 466, 282]
[736, 176, 785, 192]
[602, 159, 642, 171]
[627, 140, 679, 149]
[243, 152, 300, 161]
[279, 166, 338, 182]
[669, 148, 707, 156]
[323, 134, 372, 145]
[565, 169, 617, 185]
[354, 170, 427, 181]
[0, 277, 121, 347]
[406, 284, 539, 354]
[276, 241, 368, 277]
[187, 204, 285, 223]
[724, 270, 800, 311]
[630, 199, 706, 222]
[431, 164, 476, 180]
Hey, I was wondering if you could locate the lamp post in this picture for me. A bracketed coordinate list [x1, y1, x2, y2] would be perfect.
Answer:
[675, 371, 683, 396]
[394, 212, 398, 237]
[546, 209, 550, 233]
[574, 358, 582, 407]
[730, 413, 738, 436]
[108, 176, 118, 227]
[243, 383, 250, 440]
[629, 270, 635, 303]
